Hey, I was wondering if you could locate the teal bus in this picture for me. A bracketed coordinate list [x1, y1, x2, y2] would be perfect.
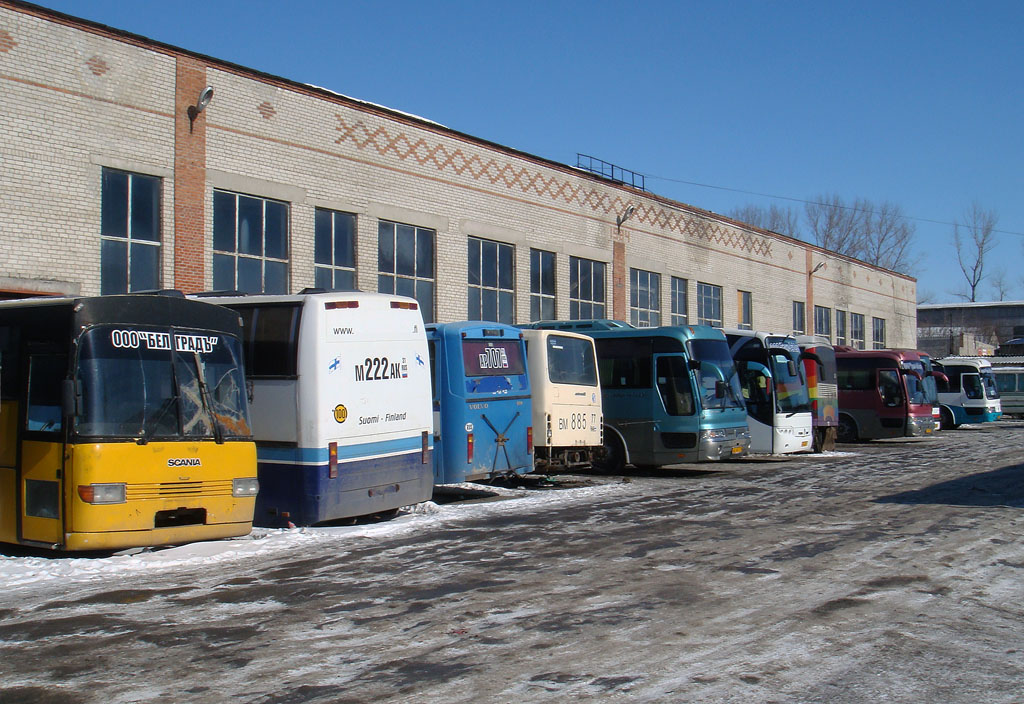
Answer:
[525, 321, 750, 471]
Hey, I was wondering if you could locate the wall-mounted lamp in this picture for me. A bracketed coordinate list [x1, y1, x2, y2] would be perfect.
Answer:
[187, 86, 214, 133]
[616, 204, 636, 228]
[809, 262, 825, 277]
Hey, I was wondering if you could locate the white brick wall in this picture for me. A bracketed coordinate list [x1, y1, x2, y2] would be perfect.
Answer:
[0, 5, 917, 346]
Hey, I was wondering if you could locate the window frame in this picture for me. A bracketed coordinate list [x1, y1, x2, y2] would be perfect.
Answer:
[850, 313, 866, 350]
[792, 301, 806, 335]
[629, 268, 661, 328]
[569, 256, 607, 320]
[212, 189, 290, 294]
[814, 305, 832, 340]
[835, 310, 848, 346]
[468, 236, 515, 323]
[314, 208, 357, 291]
[738, 290, 753, 330]
[872, 317, 886, 350]
[670, 277, 688, 326]
[696, 282, 723, 328]
[529, 249, 556, 322]
[377, 220, 436, 323]
[100, 167, 162, 295]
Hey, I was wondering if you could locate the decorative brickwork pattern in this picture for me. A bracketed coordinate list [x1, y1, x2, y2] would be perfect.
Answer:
[257, 101, 275, 119]
[85, 55, 109, 76]
[333, 115, 773, 258]
[0, 29, 15, 52]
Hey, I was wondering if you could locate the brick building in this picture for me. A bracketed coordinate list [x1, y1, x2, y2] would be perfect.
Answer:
[0, 1, 917, 347]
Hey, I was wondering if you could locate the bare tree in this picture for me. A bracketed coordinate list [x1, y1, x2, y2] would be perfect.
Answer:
[952, 203, 999, 302]
[804, 194, 869, 259]
[990, 268, 1012, 301]
[729, 204, 801, 238]
[860, 201, 918, 274]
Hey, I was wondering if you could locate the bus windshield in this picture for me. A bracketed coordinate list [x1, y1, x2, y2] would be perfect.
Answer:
[981, 369, 1000, 399]
[962, 374, 984, 400]
[686, 338, 745, 410]
[75, 326, 251, 440]
[901, 361, 928, 404]
[766, 338, 810, 414]
[462, 340, 525, 377]
[545, 334, 597, 386]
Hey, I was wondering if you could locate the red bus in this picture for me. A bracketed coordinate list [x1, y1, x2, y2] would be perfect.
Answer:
[835, 348, 936, 442]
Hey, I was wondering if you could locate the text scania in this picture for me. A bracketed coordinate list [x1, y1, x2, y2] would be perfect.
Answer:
[355, 356, 406, 381]
[478, 347, 510, 370]
[167, 458, 202, 467]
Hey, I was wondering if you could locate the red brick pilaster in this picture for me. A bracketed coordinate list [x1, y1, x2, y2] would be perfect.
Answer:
[805, 248, 814, 325]
[612, 239, 626, 321]
[173, 57, 207, 293]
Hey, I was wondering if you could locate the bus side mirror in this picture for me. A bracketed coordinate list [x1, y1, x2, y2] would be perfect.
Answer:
[904, 369, 923, 380]
[799, 351, 823, 366]
[787, 360, 798, 377]
[688, 358, 701, 371]
[62, 378, 80, 418]
[715, 380, 727, 398]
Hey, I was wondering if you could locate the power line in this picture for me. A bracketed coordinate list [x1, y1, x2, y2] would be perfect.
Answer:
[642, 172, 1024, 238]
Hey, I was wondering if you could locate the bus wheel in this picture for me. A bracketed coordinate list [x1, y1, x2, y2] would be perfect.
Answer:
[940, 407, 959, 430]
[837, 415, 858, 443]
[593, 433, 625, 474]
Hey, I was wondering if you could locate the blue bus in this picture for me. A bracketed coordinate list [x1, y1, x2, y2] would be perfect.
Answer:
[427, 322, 533, 484]
[526, 321, 750, 470]
[202, 292, 434, 527]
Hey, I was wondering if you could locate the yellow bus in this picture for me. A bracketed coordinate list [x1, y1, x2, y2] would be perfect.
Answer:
[0, 293, 258, 551]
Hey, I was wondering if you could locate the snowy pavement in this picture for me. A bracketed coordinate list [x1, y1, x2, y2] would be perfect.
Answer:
[2, 422, 1024, 703]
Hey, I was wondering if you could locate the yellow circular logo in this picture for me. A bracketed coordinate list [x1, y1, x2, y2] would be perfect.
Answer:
[334, 404, 348, 423]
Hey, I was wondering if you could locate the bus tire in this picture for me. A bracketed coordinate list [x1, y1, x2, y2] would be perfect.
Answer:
[593, 432, 625, 474]
[940, 407, 959, 430]
[837, 414, 859, 443]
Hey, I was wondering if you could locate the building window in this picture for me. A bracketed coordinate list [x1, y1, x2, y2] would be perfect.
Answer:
[814, 305, 832, 340]
[792, 301, 806, 334]
[738, 290, 753, 330]
[630, 268, 661, 327]
[314, 209, 356, 291]
[670, 277, 688, 326]
[378, 220, 435, 323]
[836, 310, 847, 346]
[100, 168, 161, 295]
[569, 256, 606, 320]
[872, 317, 886, 349]
[213, 190, 289, 294]
[850, 313, 866, 349]
[468, 237, 514, 323]
[530, 249, 556, 321]
[696, 282, 723, 327]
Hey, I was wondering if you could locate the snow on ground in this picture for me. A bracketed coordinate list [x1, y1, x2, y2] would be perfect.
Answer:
[0, 480, 633, 592]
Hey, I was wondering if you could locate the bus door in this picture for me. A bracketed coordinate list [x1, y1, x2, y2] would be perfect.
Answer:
[875, 368, 906, 436]
[735, 360, 772, 451]
[18, 349, 67, 546]
[652, 353, 697, 452]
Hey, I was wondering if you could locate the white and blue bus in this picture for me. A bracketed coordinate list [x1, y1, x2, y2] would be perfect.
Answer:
[201, 291, 434, 526]
[933, 356, 1002, 428]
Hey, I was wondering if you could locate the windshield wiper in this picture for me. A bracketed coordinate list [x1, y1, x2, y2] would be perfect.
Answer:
[191, 351, 224, 444]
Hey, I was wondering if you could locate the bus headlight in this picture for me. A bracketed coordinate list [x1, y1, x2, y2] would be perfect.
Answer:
[77, 483, 126, 504]
[232, 478, 259, 497]
[701, 428, 727, 441]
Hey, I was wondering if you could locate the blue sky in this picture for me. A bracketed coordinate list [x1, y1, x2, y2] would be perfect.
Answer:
[42, 0, 1024, 303]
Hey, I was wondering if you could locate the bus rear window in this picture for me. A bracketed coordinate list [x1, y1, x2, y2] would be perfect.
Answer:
[462, 340, 525, 377]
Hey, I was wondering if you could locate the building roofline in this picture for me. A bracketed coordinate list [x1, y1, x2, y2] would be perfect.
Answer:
[5, 0, 915, 284]
[918, 301, 1024, 310]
